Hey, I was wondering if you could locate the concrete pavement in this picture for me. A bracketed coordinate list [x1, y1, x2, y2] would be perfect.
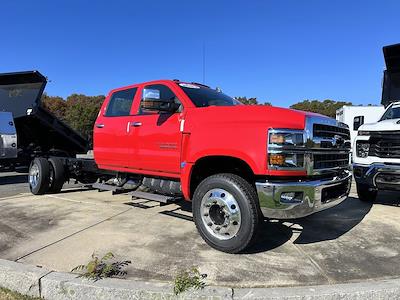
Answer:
[0, 171, 399, 288]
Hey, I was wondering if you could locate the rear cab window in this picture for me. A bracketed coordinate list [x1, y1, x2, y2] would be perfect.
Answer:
[105, 88, 137, 117]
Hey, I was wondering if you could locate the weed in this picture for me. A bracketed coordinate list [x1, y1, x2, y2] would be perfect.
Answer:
[173, 267, 207, 295]
[71, 252, 131, 281]
[0, 286, 41, 300]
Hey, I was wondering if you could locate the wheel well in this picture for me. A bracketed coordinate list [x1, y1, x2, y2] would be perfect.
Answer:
[189, 156, 255, 198]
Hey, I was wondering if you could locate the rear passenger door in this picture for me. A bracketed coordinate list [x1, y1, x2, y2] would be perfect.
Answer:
[94, 88, 137, 168]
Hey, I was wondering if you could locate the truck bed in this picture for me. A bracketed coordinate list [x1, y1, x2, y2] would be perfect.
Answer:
[0, 71, 88, 159]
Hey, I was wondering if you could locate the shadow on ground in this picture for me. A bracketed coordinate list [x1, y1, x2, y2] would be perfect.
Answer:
[375, 191, 400, 207]
[292, 197, 372, 244]
[124, 196, 375, 254]
[0, 174, 27, 185]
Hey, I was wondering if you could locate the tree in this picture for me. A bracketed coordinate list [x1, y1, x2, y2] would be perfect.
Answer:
[290, 99, 352, 118]
[64, 94, 105, 144]
[235, 96, 271, 106]
[41, 93, 67, 120]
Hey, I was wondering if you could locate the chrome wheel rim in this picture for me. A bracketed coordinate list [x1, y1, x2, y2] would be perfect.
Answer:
[200, 188, 241, 240]
[29, 164, 40, 189]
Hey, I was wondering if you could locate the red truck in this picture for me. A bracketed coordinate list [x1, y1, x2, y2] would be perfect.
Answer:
[1, 72, 352, 253]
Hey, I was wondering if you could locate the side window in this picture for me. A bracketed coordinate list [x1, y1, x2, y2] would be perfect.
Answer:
[105, 88, 137, 117]
[139, 84, 182, 114]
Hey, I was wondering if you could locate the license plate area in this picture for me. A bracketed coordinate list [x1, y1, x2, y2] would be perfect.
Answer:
[321, 180, 349, 203]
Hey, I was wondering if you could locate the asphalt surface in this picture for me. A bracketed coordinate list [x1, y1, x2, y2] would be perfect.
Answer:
[0, 171, 399, 288]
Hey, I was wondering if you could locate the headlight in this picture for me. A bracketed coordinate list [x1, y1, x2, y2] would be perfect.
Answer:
[268, 130, 304, 146]
[268, 129, 306, 170]
[356, 141, 369, 158]
[358, 131, 370, 136]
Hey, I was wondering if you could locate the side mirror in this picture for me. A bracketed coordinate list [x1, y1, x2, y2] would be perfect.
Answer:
[142, 88, 178, 113]
[353, 116, 364, 130]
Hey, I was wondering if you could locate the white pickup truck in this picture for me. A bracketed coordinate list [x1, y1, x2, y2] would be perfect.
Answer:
[353, 102, 400, 201]
[353, 43, 400, 201]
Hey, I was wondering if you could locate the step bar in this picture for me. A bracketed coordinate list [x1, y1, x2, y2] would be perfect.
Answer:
[129, 191, 180, 204]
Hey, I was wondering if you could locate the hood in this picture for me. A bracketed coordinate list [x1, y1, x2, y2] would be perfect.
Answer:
[359, 118, 400, 132]
[186, 105, 329, 130]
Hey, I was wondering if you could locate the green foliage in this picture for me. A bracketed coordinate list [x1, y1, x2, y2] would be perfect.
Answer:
[290, 99, 352, 118]
[42, 93, 67, 121]
[0, 286, 41, 300]
[235, 96, 271, 106]
[71, 252, 131, 281]
[41, 93, 105, 145]
[173, 267, 207, 295]
[64, 94, 105, 144]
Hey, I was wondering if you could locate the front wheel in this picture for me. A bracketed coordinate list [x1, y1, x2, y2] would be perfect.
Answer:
[192, 173, 260, 253]
[356, 183, 377, 202]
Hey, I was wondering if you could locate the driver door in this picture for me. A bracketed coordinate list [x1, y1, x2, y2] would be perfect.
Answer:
[130, 84, 183, 175]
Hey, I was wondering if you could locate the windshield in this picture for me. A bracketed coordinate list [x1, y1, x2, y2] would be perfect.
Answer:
[380, 105, 400, 121]
[179, 83, 242, 107]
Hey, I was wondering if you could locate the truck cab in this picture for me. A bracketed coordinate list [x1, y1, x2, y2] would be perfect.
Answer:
[93, 79, 352, 253]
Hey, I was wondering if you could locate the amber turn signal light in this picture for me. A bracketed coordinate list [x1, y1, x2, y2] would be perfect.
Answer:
[269, 154, 285, 165]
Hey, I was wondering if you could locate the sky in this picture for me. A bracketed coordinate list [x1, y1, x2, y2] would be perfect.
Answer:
[0, 0, 399, 107]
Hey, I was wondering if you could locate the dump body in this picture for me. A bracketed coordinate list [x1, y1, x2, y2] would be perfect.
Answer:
[382, 43, 400, 107]
[0, 71, 88, 161]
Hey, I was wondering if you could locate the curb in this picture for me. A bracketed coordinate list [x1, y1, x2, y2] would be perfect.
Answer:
[0, 259, 399, 299]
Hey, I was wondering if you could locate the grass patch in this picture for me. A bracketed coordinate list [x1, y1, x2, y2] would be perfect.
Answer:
[71, 252, 131, 281]
[0, 287, 41, 300]
[173, 267, 207, 295]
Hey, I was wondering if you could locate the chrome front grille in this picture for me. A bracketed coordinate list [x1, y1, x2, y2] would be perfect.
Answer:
[313, 153, 349, 169]
[266, 116, 351, 175]
[306, 116, 351, 173]
[313, 123, 350, 140]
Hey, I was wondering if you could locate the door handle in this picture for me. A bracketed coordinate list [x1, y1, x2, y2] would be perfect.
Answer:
[131, 122, 142, 127]
[96, 124, 105, 128]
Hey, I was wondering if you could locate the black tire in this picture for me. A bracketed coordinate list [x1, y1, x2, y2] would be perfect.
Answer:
[192, 173, 260, 253]
[48, 157, 65, 193]
[356, 183, 377, 202]
[29, 158, 50, 195]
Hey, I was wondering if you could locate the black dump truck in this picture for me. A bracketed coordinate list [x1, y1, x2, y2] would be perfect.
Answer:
[0, 71, 105, 191]
[0, 71, 151, 197]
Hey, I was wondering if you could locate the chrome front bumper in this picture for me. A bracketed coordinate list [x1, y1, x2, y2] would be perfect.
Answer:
[353, 163, 400, 191]
[256, 170, 352, 219]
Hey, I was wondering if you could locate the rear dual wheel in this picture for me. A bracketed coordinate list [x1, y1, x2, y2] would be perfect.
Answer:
[29, 157, 65, 195]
